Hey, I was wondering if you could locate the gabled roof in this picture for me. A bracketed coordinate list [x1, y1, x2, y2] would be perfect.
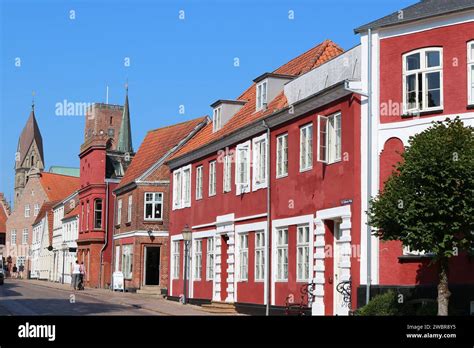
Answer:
[116, 116, 209, 190]
[168, 40, 343, 163]
[32, 201, 58, 226]
[38, 172, 80, 201]
[0, 193, 9, 233]
[17, 108, 44, 167]
[354, 0, 474, 33]
[62, 205, 79, 221]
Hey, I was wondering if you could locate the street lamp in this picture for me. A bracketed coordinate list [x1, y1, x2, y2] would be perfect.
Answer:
[182, 224, 192, 305]
[61, 242, 68, 284]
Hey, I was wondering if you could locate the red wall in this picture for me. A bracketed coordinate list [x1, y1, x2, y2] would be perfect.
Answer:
[379, 21, 474, 123]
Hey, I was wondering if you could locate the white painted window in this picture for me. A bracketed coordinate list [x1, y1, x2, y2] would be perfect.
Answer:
[94, 199, 103, 229]
[196, 166, 203, 199]
[194, 239, 202, 280]
[318, 112, 342, 164]
[121, 244, 133, 279]
[183, 166, 191, 206]
[468, 41, 474, 105]
[213, 106, 222, 132]
[255, 230, 265, 281]
[299, 123, 313, 171]
[11, 230, 16, 244]
[256, 80, 268, 110]
[297, 225, 310, 281]
[235, 141, 251, 195]
[173, 165, 192, 209]
[206, 237, 214, 280]
[34, 203, 40, 216]
[127, 195, 132, 223]
[144, 192, 163, 220]
[22, 228, 28, 245]
[172, 241, 180, 279]
[24, 204, 30, 218]
[239, 233, 248, 281]
[209, 161, 216, 196]
[223, 155, 232, 193]
[252, 134, 267, 190]
[403, 47, 443, 113]
[117, 199, 122, 225]
[173, 170, 182, 209]
[276, 228, 288, 281]
[276, 133, 288, 178]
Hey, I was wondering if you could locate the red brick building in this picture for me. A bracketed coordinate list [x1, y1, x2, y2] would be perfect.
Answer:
[78, 89, 134, 288]
[167, 40, 366, 315]
[0, 193, 11, 262]
[112, 117, 208, 293]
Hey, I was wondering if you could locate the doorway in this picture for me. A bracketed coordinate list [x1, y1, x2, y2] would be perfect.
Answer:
[144, 246, 161, 286]
[333, 221, 348, 315]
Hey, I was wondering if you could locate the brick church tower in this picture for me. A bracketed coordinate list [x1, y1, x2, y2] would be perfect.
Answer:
[14, 104, 44, 207]
[77, 87, 134, 288]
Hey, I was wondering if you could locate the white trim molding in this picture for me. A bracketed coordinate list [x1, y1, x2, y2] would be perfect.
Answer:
[113, 230, 169, 240]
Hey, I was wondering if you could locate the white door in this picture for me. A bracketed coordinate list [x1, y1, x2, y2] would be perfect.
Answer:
[333, 222, 348, 315]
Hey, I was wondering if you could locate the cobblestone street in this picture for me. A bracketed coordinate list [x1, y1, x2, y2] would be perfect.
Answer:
[0, 278, 224, 316]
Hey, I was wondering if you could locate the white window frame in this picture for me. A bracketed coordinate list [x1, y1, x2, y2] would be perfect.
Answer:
[144, 192, 163, 221]
[255, 230, 265, 282]
[213, 106, 222, 132]
[121, 244, 133, 279]
[172, 241, 180, 279]
[11, 229, 17, 244]
[194, 239, 203, 280]
[402, 47, 443, 114]
[468, 41, 474, 105]
[206, 237, 214, 280]
[276, 133, 288, 178]
[239, 233, 249, 281]
[173, 165, 192, 209]
[296, 225, 310, 282]
[209, 161, 216, 196]
[34, 203, 40, 216]
[256, 80, 268, 111]
[117, 199, 122, 225]
[276, 227, 289, 281]
[252, 133, 268, 191]
[24, 204, 30, 218]
[235, 140, 251, 195]
[223, 155, 232, 193]
[196, 166, 203, 200]
[127, 195, 132, 223]
[317, 112, 342, 164]
[22, 228, 28, 245]
[299, 123, 313, 172]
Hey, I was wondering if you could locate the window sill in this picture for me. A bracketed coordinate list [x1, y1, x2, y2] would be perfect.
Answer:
[276, 174, 288, 179]
[125, 222, 131, 226]
[401, 108, 444, 118]
[143, 220, 163, 225]
[299, 166, 313, 173]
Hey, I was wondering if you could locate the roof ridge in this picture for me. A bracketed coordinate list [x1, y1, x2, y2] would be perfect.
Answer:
[146, 115, 208, 134]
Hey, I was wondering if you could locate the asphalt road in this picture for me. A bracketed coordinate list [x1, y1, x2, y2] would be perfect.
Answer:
[0, 278, 159, 315]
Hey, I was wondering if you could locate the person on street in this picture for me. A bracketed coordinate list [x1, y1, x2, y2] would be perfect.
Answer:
[12, 264, 17, 278]
[79, 262, 86, 290]
[72, 260, 81, 290]
[18, 264, 24, 279]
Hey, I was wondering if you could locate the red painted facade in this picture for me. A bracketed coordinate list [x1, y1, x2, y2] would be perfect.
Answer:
[377, 21, 474, 286]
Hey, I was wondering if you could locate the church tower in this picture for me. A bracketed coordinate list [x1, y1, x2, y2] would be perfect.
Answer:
[14, 103, 44, 207]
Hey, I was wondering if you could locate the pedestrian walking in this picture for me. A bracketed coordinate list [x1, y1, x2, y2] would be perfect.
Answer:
[78, 262, 86, 290]
[72, 261, 81, 290]
[18, 264, 24, 279]
[12, 264, 17, 278]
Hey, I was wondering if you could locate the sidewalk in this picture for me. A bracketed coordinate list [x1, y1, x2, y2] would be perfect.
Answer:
[23, 279, 234, 316]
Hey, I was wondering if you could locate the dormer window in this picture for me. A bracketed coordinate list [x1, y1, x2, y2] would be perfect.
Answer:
[256, 81, 268, 111]
[403, 47, 443, 114]
[213, 106, 222, 131]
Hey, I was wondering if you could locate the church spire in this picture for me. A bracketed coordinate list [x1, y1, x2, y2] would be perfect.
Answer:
[117, 82, 133, 154]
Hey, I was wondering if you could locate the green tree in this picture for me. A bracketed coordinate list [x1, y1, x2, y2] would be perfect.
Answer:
[368, 118, 474, 316]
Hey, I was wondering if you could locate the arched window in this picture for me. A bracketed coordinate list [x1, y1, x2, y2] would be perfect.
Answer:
[402, 47, 443, 114]
[94, 199, 103, 229]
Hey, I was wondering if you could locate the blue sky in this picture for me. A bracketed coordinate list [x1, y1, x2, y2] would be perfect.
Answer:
[0, 0, 414, 207]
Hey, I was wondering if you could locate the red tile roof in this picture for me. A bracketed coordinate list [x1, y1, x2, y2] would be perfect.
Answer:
[116, 116, 208, 190]
[33, 201, 58, 226]
[0, 201, 8, 233]
[169, 40, 344, 161]
[39, 172, 80, 201]
[62, 205, 80, 220]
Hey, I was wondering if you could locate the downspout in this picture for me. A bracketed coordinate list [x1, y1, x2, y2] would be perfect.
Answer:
[366, 28, 373, 305]
[110, 190, 117, 291]
[262, 120, 271, 316]
[99, 181, 110, 288]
